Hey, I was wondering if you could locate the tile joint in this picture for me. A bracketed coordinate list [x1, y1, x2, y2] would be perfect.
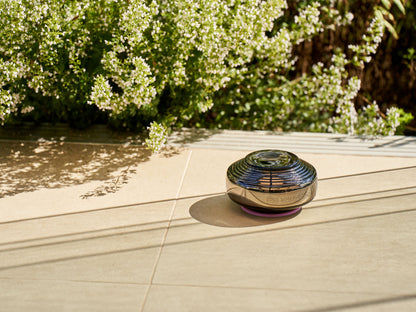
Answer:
[140, 150, 193, 311]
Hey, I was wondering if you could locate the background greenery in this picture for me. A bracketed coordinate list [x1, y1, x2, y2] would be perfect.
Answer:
[0, 0, 414, 151]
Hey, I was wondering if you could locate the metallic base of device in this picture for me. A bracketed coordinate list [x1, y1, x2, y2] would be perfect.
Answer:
[241, 206, 302, 218]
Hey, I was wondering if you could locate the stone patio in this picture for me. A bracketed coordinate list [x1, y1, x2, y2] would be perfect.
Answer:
[1, 128, 416, 311]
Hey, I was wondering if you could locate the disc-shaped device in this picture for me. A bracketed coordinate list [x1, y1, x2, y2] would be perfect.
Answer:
[226, 150, 317, 214]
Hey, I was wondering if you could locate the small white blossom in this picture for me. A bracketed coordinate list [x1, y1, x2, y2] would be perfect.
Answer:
[145, 122, 167, 153]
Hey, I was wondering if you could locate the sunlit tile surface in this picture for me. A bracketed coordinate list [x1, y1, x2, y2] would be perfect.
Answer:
[1, 130, 416, 311]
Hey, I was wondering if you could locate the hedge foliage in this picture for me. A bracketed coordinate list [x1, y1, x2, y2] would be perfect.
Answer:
[0, 0, 413, 151]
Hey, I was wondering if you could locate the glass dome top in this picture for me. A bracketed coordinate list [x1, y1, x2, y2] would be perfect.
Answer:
[227, 149, 316, 193]
[244, 150, 298, 170]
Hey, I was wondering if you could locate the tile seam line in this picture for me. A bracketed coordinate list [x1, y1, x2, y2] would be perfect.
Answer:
[0, 276, 148, 286]
[149, 282, 395, 295]
[140, 149, 193, 312]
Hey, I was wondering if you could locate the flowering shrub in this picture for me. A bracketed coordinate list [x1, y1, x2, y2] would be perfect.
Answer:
[0, 0, 412, 152]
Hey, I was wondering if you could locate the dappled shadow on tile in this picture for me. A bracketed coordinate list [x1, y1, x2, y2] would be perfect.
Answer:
[329, 134, 416, 148]
[369, 136, 416, 148]
[0, 140, 151, 198]
[168, 128, 219, 145]
[189, 194, 301, 227]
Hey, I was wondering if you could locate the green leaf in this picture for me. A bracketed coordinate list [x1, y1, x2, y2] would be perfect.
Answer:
[374, 9, 385, 21]
[381, 0, 391, 10]
[383, 20, 399, 39]
[392, 0, 406, 13]
[376, 6, 395, 21]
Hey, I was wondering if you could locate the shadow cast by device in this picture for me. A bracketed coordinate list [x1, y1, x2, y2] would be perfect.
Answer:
[189, 194, 301, 228]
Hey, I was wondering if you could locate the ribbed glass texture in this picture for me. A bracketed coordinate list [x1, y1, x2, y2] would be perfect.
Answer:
[227, 150, 317, 193]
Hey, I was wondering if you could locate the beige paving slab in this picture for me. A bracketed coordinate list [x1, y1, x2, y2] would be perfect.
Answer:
[0, 201, 174, 284]
[297, 153, 416, 180]
[0, 200, 173, 245]
[178, 149, 246, 197]
[0, 141, 190, 222]
[154, 198, 416, 295]
[143, 284, 416, 312]
[178, 148, 416, 198]
[314, 166, 416, 201]
[153, 167, 416, 296]
[0, 278, 147, 312]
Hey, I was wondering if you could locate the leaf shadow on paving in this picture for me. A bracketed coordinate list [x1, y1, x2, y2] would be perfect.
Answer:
[0, 140, 152, 199]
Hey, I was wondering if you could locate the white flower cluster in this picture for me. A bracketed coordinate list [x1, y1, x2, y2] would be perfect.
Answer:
[328, 16, 395, 135]
[119, 0, 154, 48]
[90, 51, 156, 115]
[349, 16, 385, 67]
[280, 52, 362, 134]
[0, 90, 14, 124]
[89, 75, 113, 111]
[336, 103, 403, 136]
[150, 0, 288, 94]
[330, 76, 361, 135]
[294, 2, 324, 43]
[144, 122, 167, 153]
[385, 107, 402, 135]
[260, 28, 294, 72]
[0, 0, 113, 119]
